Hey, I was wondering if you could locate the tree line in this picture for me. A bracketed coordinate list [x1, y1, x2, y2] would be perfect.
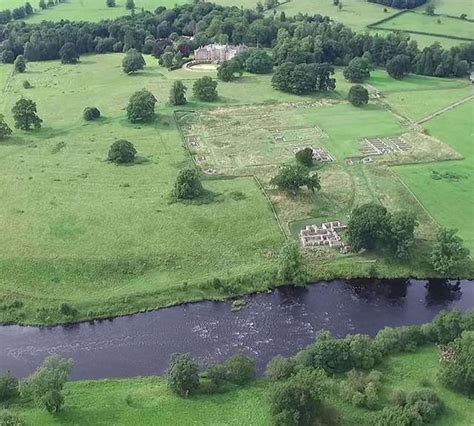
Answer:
[367, 0, 427, 9]
[0, 2, 472, 79]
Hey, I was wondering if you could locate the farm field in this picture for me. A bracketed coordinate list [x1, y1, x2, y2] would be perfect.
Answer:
[394, 100, 474, 252]
[11, 346, 473, 425]
[374, 11, 474, 41]
[425, 0, 473, 17]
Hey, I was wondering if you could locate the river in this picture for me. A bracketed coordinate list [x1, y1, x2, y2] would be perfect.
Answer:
[0, 279, 472, 381]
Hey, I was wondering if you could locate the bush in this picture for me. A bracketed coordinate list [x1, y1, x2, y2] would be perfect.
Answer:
[0, 410, 24, 426]
[342, 369, 382, 409]
[224, 354, 255, 385]
[0, 372, 18, 401]
[430, 309, 463, 344]
[295, 147, 313, 167]
[22, 80, 32, 89]
[405, 389, 443, 423]
[167, 353, 200, 397]
[59, 303, 78, 317]
[348, 334, 382, 370]
[206, 363, 227, 390]
[348, 84, 369, 107]
[438, 331, 473, 396]
[126, 89, 157, 123]
[277, 241, 307, 286]
[107, 140, 137, 164]
[193, 76, 218, 101]
[172, 168, 203, 200]
[83, 107, 101, 121]
[266, 355, 297, 381]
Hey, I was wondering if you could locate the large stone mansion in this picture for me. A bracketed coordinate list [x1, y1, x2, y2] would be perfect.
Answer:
[194, 43, 247, 64]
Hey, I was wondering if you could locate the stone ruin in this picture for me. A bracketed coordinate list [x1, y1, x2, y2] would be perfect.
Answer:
[186, 135, 199, 148]
[362, 136, 409, 157]
[299, 221, 348, 251]
[291, 146, 334, 162]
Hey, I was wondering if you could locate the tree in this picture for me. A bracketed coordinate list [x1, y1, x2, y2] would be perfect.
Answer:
[108, 140, 137, 164]
[438, 331, 473, 396]
[122, 48, 145, 74]
[266, 356, 297, 381]
[425, 4, 435, 15]
[0, 372, 18, 402]
[126, 0, 135, 10]
[106, 0, 116, 7]
[343, 57, 371, 83]
[167, 353, 199, 397]
[159, 51, 174, 69]
[0, 114, 13, 140]
[11, 98, 42, 130]
[348, 84, 369, 107]
[126, 89, 157, 123]
[386, 54, 411, 80]
[387, 211, 418, 259]
[347, 203, 389, 252]
[243, 49, 273, 74]
[14, 55, 26, 73]
[39, 0, 47, 9]
[270, 164, 320, 194]
[83, 107, 101, 121]
[0, 50, 15, 64]
[169, 80, 187, 106]
[59, 42, 79, 64]
[268, 379, 319, 426]
[0, 410, 24, 426]
[277, 241, 306, 286]
[295, 147, 314, 167]
[20, 356, 73, 413]
[193, 76, 218, 101]
[25, 2, 34, 15]
[172, 168, 204, 200]
[431, 228, 470, 274]
[217, 59, 241, 82]
[224, 354, 256, 385]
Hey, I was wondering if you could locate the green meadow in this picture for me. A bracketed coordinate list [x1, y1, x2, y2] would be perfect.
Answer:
[9, 346, 472, 425]
[394, 100, 474, 251]
[374, 11, 474, 41]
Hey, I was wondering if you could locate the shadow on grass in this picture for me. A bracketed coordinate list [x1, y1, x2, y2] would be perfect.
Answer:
[170, 189, 224, 206]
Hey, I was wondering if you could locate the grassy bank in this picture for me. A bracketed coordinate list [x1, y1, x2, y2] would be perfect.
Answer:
[6, 346, 472, 425]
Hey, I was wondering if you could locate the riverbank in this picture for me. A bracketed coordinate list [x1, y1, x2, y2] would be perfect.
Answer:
[1, 279, 472, 381]
[4, 346, 472, 425]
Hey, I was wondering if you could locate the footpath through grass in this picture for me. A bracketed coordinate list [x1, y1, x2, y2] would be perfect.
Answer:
[9, 346, 472, 425]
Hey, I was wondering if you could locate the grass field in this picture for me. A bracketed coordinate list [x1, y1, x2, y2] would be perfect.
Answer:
[374, 11, 474, 41]
[394, 100, 474, 252]
[0, 53, 472, 325]
[425, 0, 473, 17]
[0, 54, 291, 325]
[8, 346, 472, 425]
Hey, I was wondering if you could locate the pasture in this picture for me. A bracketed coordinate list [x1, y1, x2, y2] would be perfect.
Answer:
[394, 100, 474, 251]
[373, 11, 474, 41]
[12, 346, 473, 425]
[0, 54, 287, 325]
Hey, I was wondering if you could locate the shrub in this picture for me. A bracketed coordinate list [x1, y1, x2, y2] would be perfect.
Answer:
[348, 334, 382, 370]
[405, 389, 443, 423]
[59, 303, 78, 317]
[430, 309, 463, 344]
[224, 354, 255, 385]
[0, 410, 24, 426]
[438, 331, 473, 396]
[348, 84, 369, 107]
[108, 140, 137, 164]
[0, 372, 18, 401]
[266, 355, 297, 381]
[295, 147, 314, 167]
[14, 55, 26, 73]
[83, 107, 101, 121]
[342, 369, 382, 409]
[206, 363, 227, 390]
[193, 76, 218, 101]
[22, 80, 32, 89]
[172, 168, 203, 200]
[277, 241, 307, 286]
[0, 114, 12, 140]
[167, 353, 199, 397]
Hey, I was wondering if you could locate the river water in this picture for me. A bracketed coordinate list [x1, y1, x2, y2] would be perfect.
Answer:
[0, 279, 472, 381]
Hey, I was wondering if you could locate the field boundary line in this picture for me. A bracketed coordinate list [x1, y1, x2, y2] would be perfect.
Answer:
[173, 109, 288, 240]
[388, 166, 438, 224]
[416, 94, 474, 124]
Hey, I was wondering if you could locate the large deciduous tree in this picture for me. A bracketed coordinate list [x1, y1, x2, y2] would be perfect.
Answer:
[122, 48, 145, 74]
[126, 89, 157, 123]
[59, 42, 79, 64]
[272, 62, 336, 94]
[386, 54, 411, 79]
[12, 98, 42, 130]
[343, 57, 372, 83]
[270, 164, 320, 194]
[167, 353, 200, 397]
[193, 76, 218, 101]
[431, 228, 470, 274]
[14, 55, 26, 73]
[0, 115, 13, 140]
[348, 84, 369, 107]
[277, 241, 307, 286]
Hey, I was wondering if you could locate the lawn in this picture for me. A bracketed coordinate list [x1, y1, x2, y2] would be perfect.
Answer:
[394, 100, 474, 251]
[0, 54, 286, 325]
[9, 346, 472, 425]
[374, 11, 474, 41]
